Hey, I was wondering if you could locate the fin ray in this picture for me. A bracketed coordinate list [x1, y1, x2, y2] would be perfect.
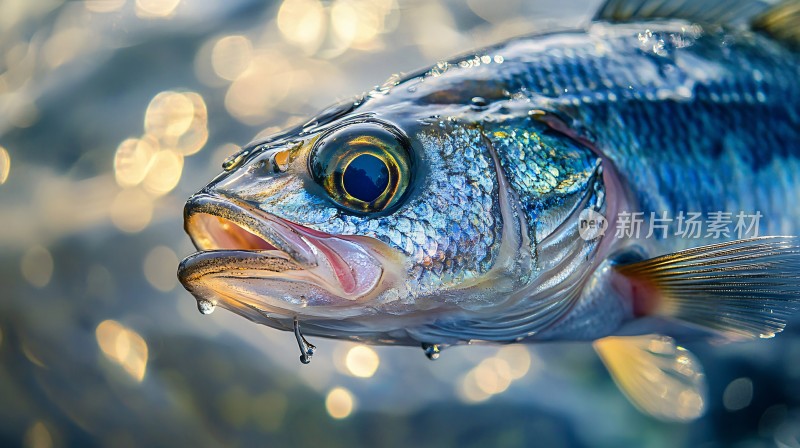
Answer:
[616, 236, 800, 339]
[594, 0, 773, 25]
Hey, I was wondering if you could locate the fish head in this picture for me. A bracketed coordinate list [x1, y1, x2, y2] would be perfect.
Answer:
[179, 64, 605, 344]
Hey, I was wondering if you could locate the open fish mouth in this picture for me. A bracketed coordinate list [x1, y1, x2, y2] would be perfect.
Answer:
[178, 194, 389, 318]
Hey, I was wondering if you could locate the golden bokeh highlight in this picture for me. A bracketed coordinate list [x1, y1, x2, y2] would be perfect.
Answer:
[495, 345, 532, 379]
[114, 137, 158, 188]
[136, 0, 180, 18]
[174, 92, 210, 156]
[325, 387, 355, 419]
[277, 0, 327, 54]
[344, 345, 380, 378]
[473, 358, 513, 395]
[143, 91, 208, 156]
[96, 320, 149, 382]
[457, 348, 533, 404]
[458, 370, 491, 403]
[330, 0, 396, 49]
[113, 90, 207, 204]
[142, 150, 183, 196]
[211, 35, 253, 81]
[21, 246, 54, 288]
[23, 421, 53, 448]
[84, 0, 126, 13]
[0, 146, 10, 184]
[224, 51, 295, 124]
[145, 91, 195, 138]
[143, 245, 179, 292]
[110, 188, 153, 233]
[408, 2, 463, 59]
[275, 0, 397, 56]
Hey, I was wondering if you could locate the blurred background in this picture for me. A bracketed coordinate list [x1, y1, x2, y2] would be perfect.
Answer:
[2, 0, 800, 446]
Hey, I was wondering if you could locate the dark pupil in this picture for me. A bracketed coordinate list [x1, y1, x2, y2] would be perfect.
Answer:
[342, 154, 389, 203]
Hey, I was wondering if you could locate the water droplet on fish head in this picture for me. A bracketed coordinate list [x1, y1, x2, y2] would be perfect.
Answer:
[197, 299, 216, 315]
[379, 73, 402, 92]
[222, 149, 250, 171]
[421, 343, 441, 360]
[417, 115, 441, 126]
[470, 96, 488, 110]
[428, 61, 449, 77]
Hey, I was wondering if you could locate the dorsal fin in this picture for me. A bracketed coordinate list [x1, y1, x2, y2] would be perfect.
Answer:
[594, 0, 773, 26]
[753, 1, 800, 47]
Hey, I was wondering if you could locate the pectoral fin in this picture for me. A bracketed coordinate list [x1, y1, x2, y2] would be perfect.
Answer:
[593, 334, 706, 422]
[614, 236, 800, 339]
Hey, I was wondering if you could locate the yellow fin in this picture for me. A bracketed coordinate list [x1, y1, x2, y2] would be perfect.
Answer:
[593, 334, 706, 422]
[753, 1, 800, 47]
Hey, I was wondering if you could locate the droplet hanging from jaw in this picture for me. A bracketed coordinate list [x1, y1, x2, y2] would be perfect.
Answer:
[294, 317, 316, 364]
[421, 343, 441, 360]
[197, 299, 216, 315]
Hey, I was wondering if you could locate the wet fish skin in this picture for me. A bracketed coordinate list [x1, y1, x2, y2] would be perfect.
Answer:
[182, 21, 800, 344]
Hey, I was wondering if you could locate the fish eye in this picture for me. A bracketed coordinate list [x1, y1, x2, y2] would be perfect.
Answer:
[310, 122, 412, 213]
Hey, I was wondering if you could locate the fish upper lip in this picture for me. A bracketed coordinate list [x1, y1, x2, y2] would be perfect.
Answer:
[182, 193, 318, 267]
[179, 193, 383, 298]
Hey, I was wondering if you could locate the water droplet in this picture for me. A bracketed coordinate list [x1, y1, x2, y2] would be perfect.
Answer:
[197, 299, 216, 315]
[378, 73, 402, 92]
[294, 317, 316, 364]
[470, 96, 488, 110]
[222, 149, 249, 171]
[422, 343, 441, 360]
[428, 61, 449, 77]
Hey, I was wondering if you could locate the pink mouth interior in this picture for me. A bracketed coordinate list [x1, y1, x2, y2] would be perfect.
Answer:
[186, 203, 386, 299]
[192, 214, 277, 251]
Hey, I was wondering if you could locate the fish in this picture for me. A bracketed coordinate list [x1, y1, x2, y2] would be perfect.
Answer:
[178, 0, 800, 420]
